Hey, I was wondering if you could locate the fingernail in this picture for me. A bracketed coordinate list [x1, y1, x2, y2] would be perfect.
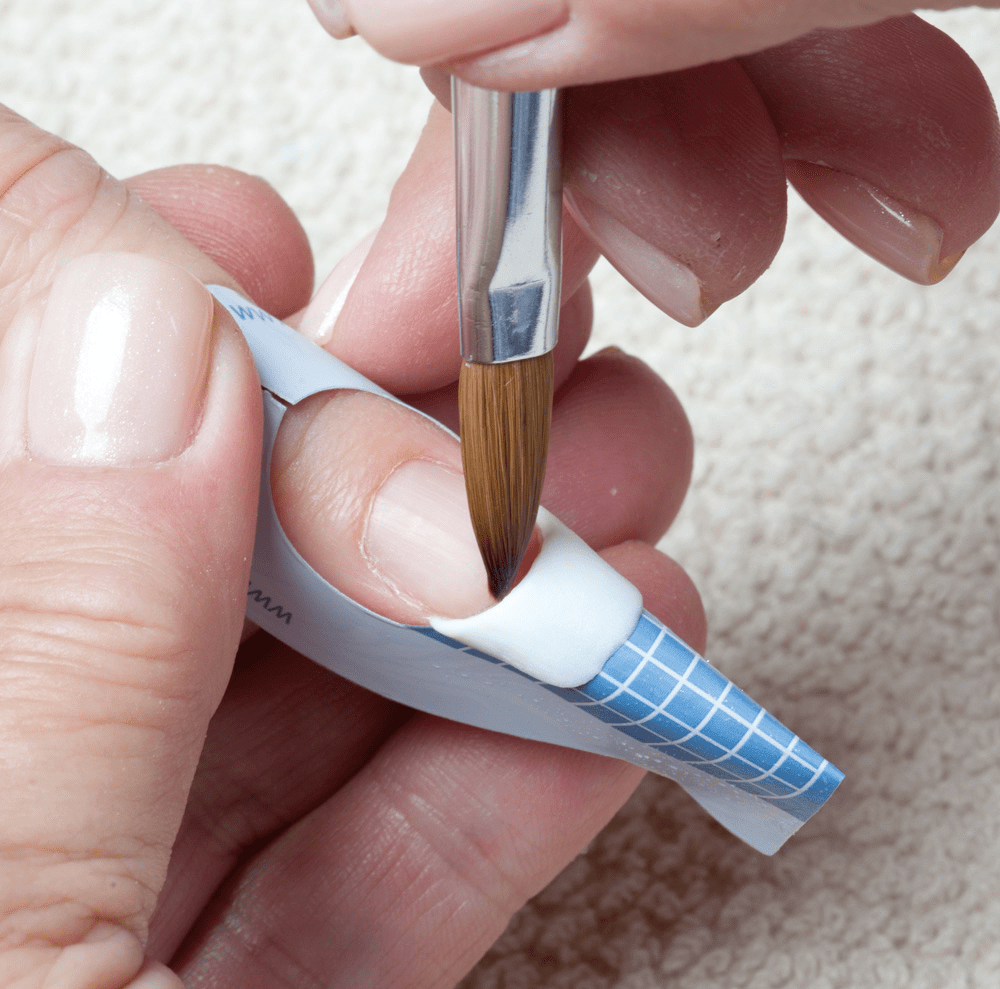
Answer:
[27, 253, 212, 466]
[307, 0, 356, 39]
[363, 460, 493, 618]
[566, 188, 708, 326]
[298, 228, 379, 347]
[351, 0, 566, 65]
[786, 160, 962, 284]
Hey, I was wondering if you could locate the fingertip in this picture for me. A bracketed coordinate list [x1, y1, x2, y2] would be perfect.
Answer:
[599, 541, 708, 655]
[563, 67, 787, 317]
[742, 16, 1000, 276]
[270, 390, 494, 625]
[125, 165, 315, 318]
[544, 347, 694, 548]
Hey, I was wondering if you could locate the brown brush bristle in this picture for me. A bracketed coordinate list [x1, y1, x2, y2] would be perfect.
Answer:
[459, 353, 554, 600]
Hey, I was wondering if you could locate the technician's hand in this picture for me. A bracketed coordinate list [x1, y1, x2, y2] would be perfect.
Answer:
[310, 2, 1000, 323]
[0, 104, 700, 988]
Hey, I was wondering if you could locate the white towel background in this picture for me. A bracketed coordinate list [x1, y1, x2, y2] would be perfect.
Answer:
[4, 3, 1000, 986]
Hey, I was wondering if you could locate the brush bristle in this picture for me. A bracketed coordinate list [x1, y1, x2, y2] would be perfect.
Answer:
[459, 353, 554, 600]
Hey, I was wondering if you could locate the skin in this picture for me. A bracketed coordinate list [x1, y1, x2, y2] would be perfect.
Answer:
[322, 0, 1000, 89]
[5, 3, 1000, 984]
[0, 105, 702, 988]
[318, 6, 1000, 304]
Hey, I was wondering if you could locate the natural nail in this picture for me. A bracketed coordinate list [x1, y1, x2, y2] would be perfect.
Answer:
[566, 188, 708, 326]
[786, 160, 961, 284]
[363, 459, 493, 619]
[307, 0, 356, 38]
[27, 253, 212, 466]
[299, 228, 379, 347]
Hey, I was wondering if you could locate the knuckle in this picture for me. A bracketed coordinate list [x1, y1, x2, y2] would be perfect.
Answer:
[0, 482, 204, 710]
[0, 107, 122, 324]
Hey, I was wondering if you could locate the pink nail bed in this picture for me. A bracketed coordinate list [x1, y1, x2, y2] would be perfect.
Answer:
[27, 253, 213, 466]
[299, 227, 379, 346]
[786, 160, 953, 284]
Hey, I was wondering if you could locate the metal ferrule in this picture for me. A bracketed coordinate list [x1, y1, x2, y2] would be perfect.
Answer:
[453, 79, 562, 364]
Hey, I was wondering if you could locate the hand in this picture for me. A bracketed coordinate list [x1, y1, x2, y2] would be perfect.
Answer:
[0, 104, 702, 987]
[308, 3, 1000, 325]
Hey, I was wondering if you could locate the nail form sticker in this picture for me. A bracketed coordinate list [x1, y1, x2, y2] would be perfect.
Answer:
[210, 285, 844, 855]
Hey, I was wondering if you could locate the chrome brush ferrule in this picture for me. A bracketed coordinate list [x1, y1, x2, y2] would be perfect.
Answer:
[453, 79, 562, 364]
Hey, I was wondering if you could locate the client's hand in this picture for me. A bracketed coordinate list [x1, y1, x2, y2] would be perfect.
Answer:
[0, 104, 703, 988]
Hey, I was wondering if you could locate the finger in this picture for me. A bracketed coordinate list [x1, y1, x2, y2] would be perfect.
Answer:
[296, 101, 602, 394]
[0, 255, 260, 986]
[563, 63, 787, 323]
[306, 0, 356, 39]
[146, 641, 410, 962]
[0, 108, 251, 319]
[149, 340, 689, 954]
[299, 74, 787, 383]
[543, 348, 693, 546]
[0, 106, 268, 986]
[124, 164, 315, 317]
[740, 15, 1000, 281]
[268, 346, 691, 625]
[327, 0, 1000, 89]
[171, 541, 704, 989]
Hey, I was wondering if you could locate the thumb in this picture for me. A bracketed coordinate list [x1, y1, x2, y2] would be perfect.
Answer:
[328, 0, 1000, 88]
[0, 253, 260, 987]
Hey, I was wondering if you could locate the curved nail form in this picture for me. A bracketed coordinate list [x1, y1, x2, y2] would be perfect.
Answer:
[214, 285, 844, 856]
[431, 508, 643, 687]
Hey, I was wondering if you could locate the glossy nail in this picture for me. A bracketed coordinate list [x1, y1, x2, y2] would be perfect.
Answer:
[298, 228, 379, 347]
[363, 459, 493, 618]
[566, 188, 708, 326]
[786, 160, 962, 284]
[27, 253, 213, 466]
[307, 0, 356, 39]
[351, 0, 566, 65]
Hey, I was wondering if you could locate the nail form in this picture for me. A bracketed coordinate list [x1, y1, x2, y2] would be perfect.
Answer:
[210, 284, 844, 855]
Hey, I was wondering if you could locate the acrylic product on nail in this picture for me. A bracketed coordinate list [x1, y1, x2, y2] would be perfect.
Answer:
[209, 284, 844, 855]
[431, 509, 642, 686]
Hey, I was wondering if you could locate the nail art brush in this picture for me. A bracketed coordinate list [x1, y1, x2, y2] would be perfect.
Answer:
[452, 79, 563, 600]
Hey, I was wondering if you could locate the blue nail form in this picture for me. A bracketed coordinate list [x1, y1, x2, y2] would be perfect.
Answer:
[210, 285, 844, 855]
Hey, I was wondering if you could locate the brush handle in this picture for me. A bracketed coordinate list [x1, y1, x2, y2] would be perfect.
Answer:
[453, 79, 562, 364]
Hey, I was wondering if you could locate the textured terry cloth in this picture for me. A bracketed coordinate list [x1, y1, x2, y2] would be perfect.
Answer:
[3, 2, 1000, 987]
